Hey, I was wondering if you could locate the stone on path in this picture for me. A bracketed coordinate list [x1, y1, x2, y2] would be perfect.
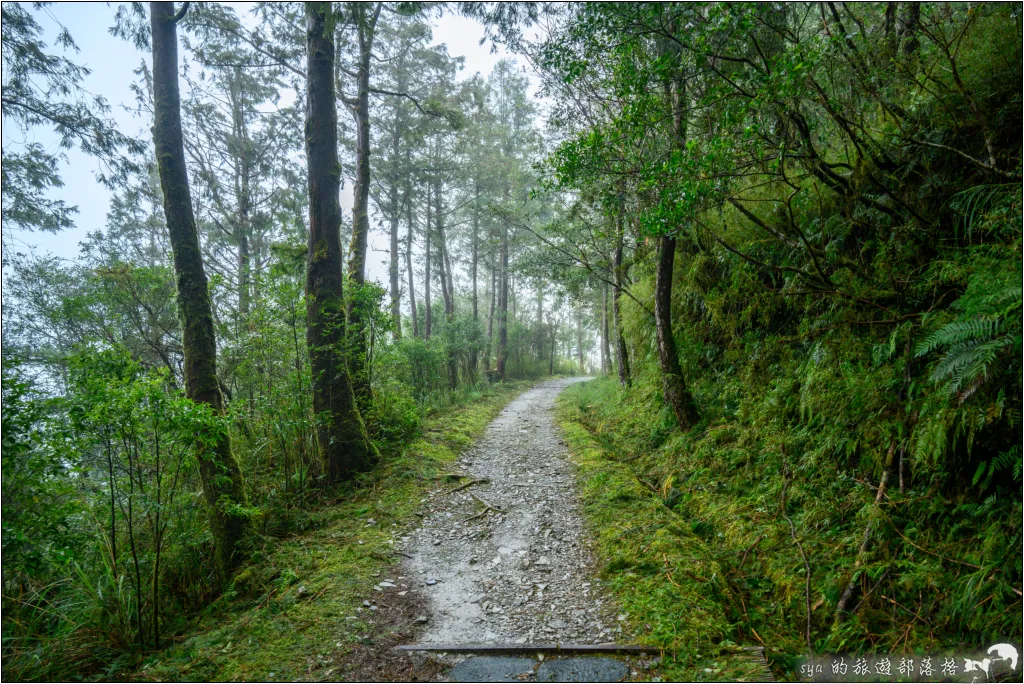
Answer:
[449, 656, 535, 682]
[536, 657, 629, 682]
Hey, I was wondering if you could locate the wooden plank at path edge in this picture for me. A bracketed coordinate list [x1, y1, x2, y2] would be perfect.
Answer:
[392, 643, 662, 655]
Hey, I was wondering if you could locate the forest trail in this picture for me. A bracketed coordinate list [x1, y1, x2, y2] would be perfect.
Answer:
[392, 378, 640, 681]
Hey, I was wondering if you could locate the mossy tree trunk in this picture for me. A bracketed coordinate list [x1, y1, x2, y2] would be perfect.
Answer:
[469, 191, 479, 378]
[149, 1, 250, 578]
[655, 40, 699, 431]
[424, 188, 432, 339]
[434, 183, 458, 390]
[612, 213, 631, 387]
[304, 2, 374, 483]
[654, 235, 699, 430]
[496, 220, 509, 380]
[405, 182, 419, 339]
[345, 1, 382, 400]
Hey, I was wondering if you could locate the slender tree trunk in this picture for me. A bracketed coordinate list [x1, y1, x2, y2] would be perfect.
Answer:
[389, 209, 401, 340]
[345, 2, 381, 399]
[612, 215, 631, 387]
[655, 236, 699, 430]
[484, 238, 496, 372]
[303, 2, 374, 483]
[536, 281, 544, 362]
[435, 184, 457, 390]
[576, 308, 584, 375]
[548, 315, 556, 375]
[230, 74, 252, 320]
[496, 221, 509, 380]
[900, 2, 920, 55]
[387, 56, 406, 341]
[598, 280, 606, 370]
[424, 186, 432, 339]
[469, 196, 479, 379]
[150, 1, 249, 578]
[405, 182, 419, 339]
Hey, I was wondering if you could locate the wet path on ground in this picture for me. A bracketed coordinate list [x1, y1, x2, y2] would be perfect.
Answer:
[391, 378, 646, 681]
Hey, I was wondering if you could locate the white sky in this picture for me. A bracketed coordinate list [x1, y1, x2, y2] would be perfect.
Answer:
[3, 2, 537, 289]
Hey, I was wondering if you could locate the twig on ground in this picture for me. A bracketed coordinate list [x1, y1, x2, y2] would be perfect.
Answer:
[781, 452, 813, 654]
[450, 478, 490, 493]
[464, 492, 504, 521]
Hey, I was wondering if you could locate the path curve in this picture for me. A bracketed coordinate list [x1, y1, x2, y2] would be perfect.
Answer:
[398, 377, 624, 647]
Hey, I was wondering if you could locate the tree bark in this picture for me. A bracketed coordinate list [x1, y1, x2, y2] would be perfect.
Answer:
[228, 71, 252, 321]
[469, 194, 479, 379]
[345, 1, 382, 399]
[150, 1, 249, 578]
[612, 214, 631, 387]
[548, 314, 556, 375]
[435, 183, 457, 389]
[576, 307, 584, 375]
[424, 183, 432, 339]
[386, 47, 407, 342]
[601, 283, 611, 373]
[655, 236, 699, 430]
[303, 2, 374, 483]
[496, 221, 509, 380]
[484, 235, 496, 372]
[405, 184, 419, 339]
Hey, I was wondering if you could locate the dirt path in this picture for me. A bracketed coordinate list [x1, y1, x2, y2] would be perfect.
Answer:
[399, 377, 623, 646]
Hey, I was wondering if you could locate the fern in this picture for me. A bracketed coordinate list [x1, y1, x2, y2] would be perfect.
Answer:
[915, 245, 1022, 400]
[992, 445, 1022, 482]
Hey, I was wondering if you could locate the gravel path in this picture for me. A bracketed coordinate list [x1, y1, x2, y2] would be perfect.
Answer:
[397, 378, 626, 647]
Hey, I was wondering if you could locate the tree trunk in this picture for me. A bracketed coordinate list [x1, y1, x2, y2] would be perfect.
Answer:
[548, 315, 556, 375]
[387, 53, 406, 341]
[304, 2, 374, 483]
[598, 282, 606, 370]
[900, 3, 920, 55]
[496, 221, 509, 380]
[405, 182, 419, 339]
[389, 208, 401, 340]
[484, 237, 496, 372]
[435, 184, 457, 390]
[150, 1, 249, 578]
[345, 1, 381, 399]
[424, 184, 432, 339]
[469, 195, 479, 379]
[612, 215, 631, 387]
[655, 236, 699, 430]
[576, 308, 584, 375]
[229, 72, 252, 320]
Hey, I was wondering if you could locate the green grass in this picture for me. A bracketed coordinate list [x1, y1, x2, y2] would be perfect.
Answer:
[133, 381, 531, 682]
[556, 380, 773, 682]
[556, 374, 1022, 682]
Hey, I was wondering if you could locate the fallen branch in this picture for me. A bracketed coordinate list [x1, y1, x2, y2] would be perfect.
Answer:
[836, 441, 896, 621]
[451, 478, 490, 493]
[780, 451, 813, 654]
[464, 492, 504, 522]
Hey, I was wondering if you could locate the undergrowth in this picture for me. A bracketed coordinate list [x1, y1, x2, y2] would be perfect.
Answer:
[558, 375, 1022, 682]
[4, 381, 530, 682]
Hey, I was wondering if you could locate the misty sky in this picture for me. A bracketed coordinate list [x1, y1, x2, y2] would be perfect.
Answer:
[3, 2, 534, 288]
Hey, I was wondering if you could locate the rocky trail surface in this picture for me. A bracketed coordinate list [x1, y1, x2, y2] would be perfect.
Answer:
[380, 378, 655, 682]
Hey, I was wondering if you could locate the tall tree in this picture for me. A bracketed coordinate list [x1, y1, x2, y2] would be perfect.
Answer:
[303, 2, 374, 482]
[149, 0, 249, 577]
[342, 1, 383, 399]
[611, 212, 631, 387]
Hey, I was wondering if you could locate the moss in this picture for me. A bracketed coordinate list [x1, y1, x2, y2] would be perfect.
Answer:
[557, 373, 1022, 681]
[135, 381, 530, 682]
[556, 397, 769, 682]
